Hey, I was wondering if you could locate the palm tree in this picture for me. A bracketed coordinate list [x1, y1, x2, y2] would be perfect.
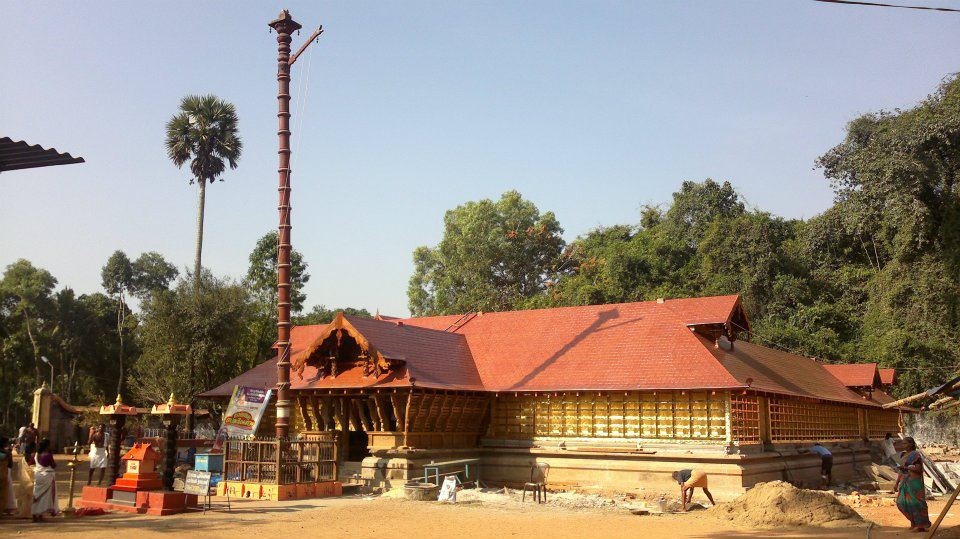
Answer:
[165, 95, 242, 290]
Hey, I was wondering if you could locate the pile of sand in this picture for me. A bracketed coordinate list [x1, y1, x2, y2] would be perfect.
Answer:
[708, 481, 866, 529]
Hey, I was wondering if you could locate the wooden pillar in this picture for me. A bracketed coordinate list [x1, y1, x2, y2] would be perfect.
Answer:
[336, 398, 348, 432]
[349, 400, 362, 431]
[297, 396, 313, 431]
[321, 397, 335, 431]
[366, 398, 382, 431]
[310, 396, 324, 431]
[391, 394, 405, 431]
[357, 398, 373, 431]
[403, 390, 414, 447]
[374, 395, 391, 431]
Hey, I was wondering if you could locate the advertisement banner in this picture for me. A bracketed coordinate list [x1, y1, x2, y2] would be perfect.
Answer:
[211, 386, 272, 451]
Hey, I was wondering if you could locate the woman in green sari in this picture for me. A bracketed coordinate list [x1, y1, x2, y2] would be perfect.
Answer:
[895, 437, 931, 532]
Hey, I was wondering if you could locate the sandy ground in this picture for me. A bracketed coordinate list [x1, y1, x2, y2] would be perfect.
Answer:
[4, 489, 960, 539]
[5, 457, 960, 539]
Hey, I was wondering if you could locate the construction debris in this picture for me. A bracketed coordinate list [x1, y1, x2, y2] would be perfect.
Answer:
[708, 481, 867, 529]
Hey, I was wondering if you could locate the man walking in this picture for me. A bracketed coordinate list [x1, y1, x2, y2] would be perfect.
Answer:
[87, 424, 107, 486]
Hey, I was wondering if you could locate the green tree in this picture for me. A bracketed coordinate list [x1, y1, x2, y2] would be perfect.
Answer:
[101, 250, 178, 396]
[101, 251, 136, 396]
[165, 94, 242, 290]
[0, 259, 57, 386]
[131, 272, 253, 404]
[408, 191, 565, 316]
[293, 305, 372, 326]
[132, 252, 179, 297]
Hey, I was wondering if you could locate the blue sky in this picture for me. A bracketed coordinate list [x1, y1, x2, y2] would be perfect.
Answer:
[2, 1, 958, 316]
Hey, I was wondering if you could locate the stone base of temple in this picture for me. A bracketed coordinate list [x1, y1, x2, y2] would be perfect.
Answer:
[217, 480, 342, 501]
[361, 444, 874, 500]
[77, 485, 199, 515]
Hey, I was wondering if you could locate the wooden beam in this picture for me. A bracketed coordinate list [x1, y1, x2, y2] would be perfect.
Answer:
[310, 395, 324, 431]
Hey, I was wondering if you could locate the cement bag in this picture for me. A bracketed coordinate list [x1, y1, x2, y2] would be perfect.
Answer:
[438, 475, 458, 503]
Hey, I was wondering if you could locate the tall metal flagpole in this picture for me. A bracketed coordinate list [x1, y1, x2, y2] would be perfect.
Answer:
[268, 9, 321, 438]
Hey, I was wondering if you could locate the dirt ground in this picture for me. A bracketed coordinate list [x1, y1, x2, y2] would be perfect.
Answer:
[5, 490, 960, 539]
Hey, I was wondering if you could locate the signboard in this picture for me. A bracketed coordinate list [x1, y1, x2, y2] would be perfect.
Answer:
[212, 386, 273, 451]
[184, 470, 212, 496]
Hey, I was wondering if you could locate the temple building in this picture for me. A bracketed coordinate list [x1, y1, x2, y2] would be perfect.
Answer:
[201, 294, 907, 496]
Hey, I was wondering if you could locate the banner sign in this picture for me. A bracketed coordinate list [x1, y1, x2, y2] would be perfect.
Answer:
[211, 386, 273, 451]
[184, 470, 212, 496]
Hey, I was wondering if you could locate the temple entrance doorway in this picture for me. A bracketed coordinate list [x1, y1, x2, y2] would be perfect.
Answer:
[347, 429, 370, 461]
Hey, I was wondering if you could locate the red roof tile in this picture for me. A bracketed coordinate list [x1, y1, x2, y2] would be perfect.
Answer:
[200, 295, 875, 406]
[879, 368, 897, 386]
[823, 363, 880, 388]
[716, 340, 870, 406]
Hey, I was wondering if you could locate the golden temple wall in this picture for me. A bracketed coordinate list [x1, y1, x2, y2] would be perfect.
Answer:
[487, 391, 729, 442]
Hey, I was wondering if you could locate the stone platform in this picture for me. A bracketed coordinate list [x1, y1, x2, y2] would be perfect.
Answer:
[77, 485, 199, 516]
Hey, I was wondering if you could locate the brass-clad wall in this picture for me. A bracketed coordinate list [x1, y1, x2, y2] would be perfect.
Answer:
[487, 391, 729, 442]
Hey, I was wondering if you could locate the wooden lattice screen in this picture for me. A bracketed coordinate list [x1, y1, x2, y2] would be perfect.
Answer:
[729, 393, 761, 444]
[488, 391, 728, 441]
[224, 438, 336, 485]
[768, 397, 860, 442]
[866, 409, 901, 440]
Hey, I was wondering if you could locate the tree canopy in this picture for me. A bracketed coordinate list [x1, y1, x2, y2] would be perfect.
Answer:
[408, 190, 565, 316]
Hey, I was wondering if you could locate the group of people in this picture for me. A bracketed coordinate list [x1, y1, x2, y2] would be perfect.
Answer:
[0, 428, 59, 522]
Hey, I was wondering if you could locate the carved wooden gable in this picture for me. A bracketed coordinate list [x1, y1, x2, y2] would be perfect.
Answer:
[293, 312, 401, 380]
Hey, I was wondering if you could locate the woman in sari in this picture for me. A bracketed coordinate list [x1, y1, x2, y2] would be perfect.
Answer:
[896, 437, 931, 532]
[31, 439, 58, 522]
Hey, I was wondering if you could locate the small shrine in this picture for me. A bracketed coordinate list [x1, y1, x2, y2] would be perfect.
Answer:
[78, 397, 199, 516]
[114, 443, 162, 492]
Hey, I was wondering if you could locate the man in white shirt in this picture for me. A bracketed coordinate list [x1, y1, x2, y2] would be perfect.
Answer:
[882, 432, 900, 468]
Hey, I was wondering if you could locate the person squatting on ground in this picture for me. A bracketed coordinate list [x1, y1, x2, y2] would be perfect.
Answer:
[672, 468, 715, 512]
[808, 443, 833, 488]
[894, 437, 931, 533]
[87, 424, 107, 486]
[31, 439, 59, 522]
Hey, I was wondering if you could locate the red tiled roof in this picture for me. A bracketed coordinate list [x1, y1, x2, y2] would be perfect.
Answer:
[399, 299, 743, 392]
[823, 363, 880, 388]
[715, 340, 870, 406]
[200, 295, 875, 406]
[879, 368, 897, 386]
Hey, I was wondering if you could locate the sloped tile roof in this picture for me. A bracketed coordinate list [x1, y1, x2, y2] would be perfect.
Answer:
[822, 363, 881, 388]
[715, 340, 870, 406]
[200, 295, 877, 407]
[879, 368, 897, 386]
